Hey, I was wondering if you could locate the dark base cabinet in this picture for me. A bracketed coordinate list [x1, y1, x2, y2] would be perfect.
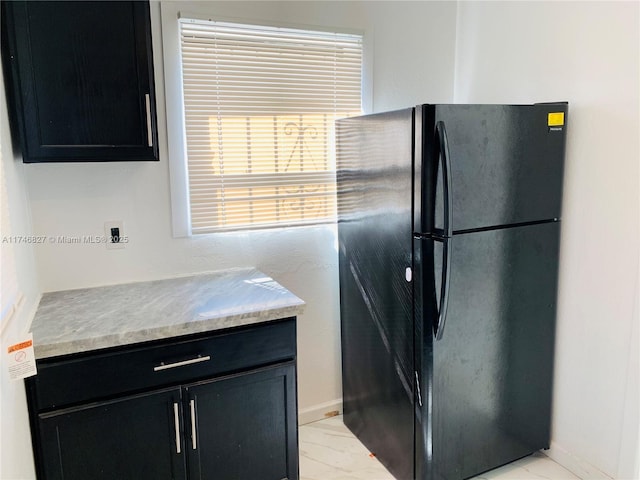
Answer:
[26, 319, 299, 480]
[38, 388, 186, 480]
[187, 364, 298, 480]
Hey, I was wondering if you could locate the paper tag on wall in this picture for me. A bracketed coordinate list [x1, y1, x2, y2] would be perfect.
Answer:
[6, 333, 37, 380]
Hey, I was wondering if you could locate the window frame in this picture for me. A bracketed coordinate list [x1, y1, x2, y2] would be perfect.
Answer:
[160, 3, 371, 237]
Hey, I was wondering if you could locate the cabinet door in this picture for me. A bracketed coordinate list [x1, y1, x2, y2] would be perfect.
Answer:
[185, 363, 298, 480]
[37, 388, 187, 480]
[1, 1, 158, 162]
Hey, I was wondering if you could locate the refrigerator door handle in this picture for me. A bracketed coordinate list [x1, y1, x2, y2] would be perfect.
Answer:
[436, 121, 452, 237]
[434, 120, 452, 340]
[435, 238, 451, 341]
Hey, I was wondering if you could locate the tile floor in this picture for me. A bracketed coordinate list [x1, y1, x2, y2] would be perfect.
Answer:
[299, 416, 581, 480]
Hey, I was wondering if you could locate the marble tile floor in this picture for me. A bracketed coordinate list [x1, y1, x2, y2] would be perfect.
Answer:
[299, 416, 581, 480]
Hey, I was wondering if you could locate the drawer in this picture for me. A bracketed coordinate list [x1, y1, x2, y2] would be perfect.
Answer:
[29, 318, 296, 411]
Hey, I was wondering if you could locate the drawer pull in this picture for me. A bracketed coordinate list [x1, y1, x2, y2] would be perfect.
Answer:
[190, 399, 197, 450]
[173, 402, 181, 454]
[154, 355, 211, 372]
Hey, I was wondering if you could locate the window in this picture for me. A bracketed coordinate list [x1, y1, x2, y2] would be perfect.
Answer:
[178, 18, 362, 233]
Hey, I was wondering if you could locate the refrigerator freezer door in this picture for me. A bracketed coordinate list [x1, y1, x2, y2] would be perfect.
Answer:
[337, 108, 415, 480]
[427, 222, 560, 480]
[429, 104, 567, 233]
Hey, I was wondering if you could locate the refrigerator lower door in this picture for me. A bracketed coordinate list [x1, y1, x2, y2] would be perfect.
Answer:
[427, 221, 560, 480]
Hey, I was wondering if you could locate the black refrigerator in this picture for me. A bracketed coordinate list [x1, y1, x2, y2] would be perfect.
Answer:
[336, 103, 567, 480]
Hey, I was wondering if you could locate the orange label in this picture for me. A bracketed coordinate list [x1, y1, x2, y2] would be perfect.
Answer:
[8, 340, 33, 353]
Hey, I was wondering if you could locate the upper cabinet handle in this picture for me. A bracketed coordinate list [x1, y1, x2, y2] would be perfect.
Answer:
[145, 93, 153, 147]
[154, 355, 211, 372]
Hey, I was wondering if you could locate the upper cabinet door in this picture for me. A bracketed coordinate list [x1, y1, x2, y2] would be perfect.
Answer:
[1, 1, 159, 162]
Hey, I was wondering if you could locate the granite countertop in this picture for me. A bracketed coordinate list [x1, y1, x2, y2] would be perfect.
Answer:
[30, 268, 305, 359]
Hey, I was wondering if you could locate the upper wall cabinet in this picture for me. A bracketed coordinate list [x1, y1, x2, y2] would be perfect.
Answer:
[1, 1, 159, 163]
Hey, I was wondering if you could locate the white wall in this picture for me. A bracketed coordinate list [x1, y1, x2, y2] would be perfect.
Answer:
[454, 2, 639, 478]
[0, 39, 41, 480]
[5, 3, 455, 475]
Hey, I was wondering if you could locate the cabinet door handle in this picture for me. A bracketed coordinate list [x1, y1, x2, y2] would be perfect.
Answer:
[154, 355, 211, 372]
[173, 402, 181, 454]
[145, 93, 153, 147]
[190, 399, 197, 450]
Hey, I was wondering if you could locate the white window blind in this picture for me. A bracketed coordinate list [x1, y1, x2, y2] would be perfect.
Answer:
[179, 18, 362, 233]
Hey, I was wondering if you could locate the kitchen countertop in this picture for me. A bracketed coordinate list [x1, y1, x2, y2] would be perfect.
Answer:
[29, 268, 305, 359]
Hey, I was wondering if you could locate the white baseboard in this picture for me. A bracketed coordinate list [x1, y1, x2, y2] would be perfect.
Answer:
[545, 441, 614, 480]
[298, 398, 342, 425]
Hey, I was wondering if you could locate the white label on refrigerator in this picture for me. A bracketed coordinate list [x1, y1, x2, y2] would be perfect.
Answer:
[405, 267, 412, 282]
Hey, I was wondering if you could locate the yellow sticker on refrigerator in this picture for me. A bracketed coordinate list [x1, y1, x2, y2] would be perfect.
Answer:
[548, 112, 565, 127]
